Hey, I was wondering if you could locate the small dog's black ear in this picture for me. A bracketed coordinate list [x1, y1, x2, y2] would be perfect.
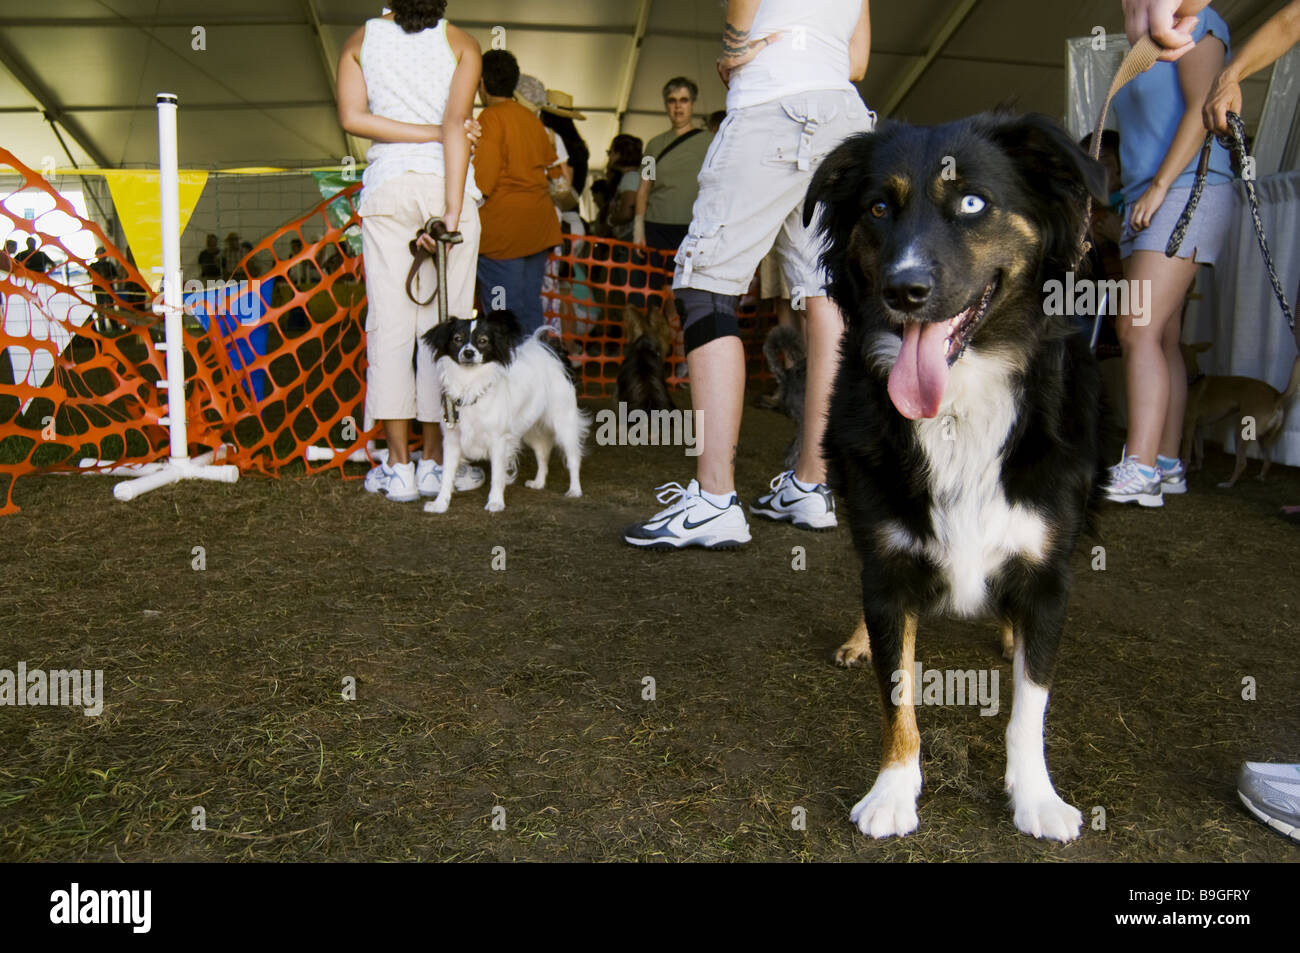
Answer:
[986, 112, 1109, 269]
[488, 308, 524, 343]
[422, 321, 455, 355]
[803, 131, 877, 228]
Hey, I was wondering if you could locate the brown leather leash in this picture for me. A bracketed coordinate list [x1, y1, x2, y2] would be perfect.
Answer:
[405, 217, 463, 309]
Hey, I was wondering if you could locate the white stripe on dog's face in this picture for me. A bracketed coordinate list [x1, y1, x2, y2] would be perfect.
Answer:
[458, 320, 482, 364]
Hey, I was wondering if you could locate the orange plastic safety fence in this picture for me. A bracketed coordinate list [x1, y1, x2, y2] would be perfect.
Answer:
[543, 233, 776, 398]
[2, 148, 778, 515]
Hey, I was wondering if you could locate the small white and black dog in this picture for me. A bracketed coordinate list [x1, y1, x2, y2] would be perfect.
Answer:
[421, 310, 589, 513]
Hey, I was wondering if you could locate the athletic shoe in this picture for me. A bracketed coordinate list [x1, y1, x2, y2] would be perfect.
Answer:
[364, 461, 419, 501]
[622, 479, 752, 550]
[749, 470, 838, 530]
[1159, 458, 1188, 495]
[1237, 762, 1300, 843]
[416, 459, 485, 496]
[1104, 455, 1163, 507]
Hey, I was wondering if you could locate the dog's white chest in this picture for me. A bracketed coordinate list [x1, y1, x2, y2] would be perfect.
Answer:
[899, 351, 1050, 617]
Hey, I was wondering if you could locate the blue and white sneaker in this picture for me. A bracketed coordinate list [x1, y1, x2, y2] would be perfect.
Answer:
[1158, 457, 1187, 495]
[1237, 762, 1300, 843]
[749, 470, 837, 530]
[365, 461, 419, 502]
[417, 459, 485, 496]
[1104, 454, 1163, 507]
[622, 479, 751, 550]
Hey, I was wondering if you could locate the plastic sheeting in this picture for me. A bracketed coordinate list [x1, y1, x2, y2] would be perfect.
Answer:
[1064, 34, 1132, 143]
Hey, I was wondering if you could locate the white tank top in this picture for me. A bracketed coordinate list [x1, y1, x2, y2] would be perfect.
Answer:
[726, 0, 862, 111]
[360, 17, 481, 200]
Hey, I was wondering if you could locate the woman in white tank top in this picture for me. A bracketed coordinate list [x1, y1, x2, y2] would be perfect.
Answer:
[336, 1, 486, 495]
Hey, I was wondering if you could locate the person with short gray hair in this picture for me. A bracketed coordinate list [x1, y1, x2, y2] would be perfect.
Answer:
[633, 76, 711, 318]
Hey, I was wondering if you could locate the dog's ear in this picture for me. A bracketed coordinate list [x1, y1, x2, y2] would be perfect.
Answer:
[422, 321, 455, 355]
[986, 113, 1109, 270]
[803, 130, 877, 228]
[487, 308, 524, 342]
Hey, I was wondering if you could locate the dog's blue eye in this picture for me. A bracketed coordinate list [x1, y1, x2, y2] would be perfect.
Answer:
[959, 195, 987, 215]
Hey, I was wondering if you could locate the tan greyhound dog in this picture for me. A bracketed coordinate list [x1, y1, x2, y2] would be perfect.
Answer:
[1180, 342, 1300, 489]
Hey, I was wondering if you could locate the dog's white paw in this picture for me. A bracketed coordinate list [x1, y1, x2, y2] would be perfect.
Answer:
[849, 764, 921, 838]
[525, 478, 544, 490]
[424, 497, 449, 514]
[1011, 791, 1082, 841]
[484, 498, 505, 512]
[1216, 480, 1236, 489]
[565, 487, 582, 498]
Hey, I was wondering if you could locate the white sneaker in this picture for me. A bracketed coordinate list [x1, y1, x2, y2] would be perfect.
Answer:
[1104, 454, 1163, 507]
[749, 470, 838, 530]
[1159, 458, 1187, 495]
[417, 459, 485, 496]
[622, 479, 751, 550]
[384, 461, 419, 502]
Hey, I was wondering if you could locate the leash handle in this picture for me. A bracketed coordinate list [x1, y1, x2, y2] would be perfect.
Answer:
[1075, 36, 1161, 268]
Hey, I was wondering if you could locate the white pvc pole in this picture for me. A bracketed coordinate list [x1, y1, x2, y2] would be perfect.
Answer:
[109, 92, 240, 501]
[156, 92, 187, 462]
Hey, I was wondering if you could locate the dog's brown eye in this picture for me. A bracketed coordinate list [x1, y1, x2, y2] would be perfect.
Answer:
[870, 202, 889, 219]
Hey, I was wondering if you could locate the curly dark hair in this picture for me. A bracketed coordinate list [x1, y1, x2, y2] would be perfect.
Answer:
[390, 0, 447, 33]
[481, 49, 521, 98]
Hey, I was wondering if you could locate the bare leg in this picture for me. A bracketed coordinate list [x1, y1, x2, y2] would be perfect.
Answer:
[1158, 308, 1187, 461]
[1116, 252, 1199, 467]
[382, 419, 411, 465]
[690, 335, 746, 496]
[793, 295, 846, 487]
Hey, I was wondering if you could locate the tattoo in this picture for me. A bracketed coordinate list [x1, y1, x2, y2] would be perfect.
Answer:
[722, 21, 751, 57]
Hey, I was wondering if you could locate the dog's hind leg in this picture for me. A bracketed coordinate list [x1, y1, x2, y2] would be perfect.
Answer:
[1003, 591, 1082, 842]
[999, 620, 1015, 662]
[834, 614, 871, 666]
[523, 431, 552, 490]
[559, 419, 583, 499]
[849, 607, 922, 839]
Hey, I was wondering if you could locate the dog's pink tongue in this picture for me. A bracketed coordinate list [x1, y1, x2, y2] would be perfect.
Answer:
[888, 320, 951, 419]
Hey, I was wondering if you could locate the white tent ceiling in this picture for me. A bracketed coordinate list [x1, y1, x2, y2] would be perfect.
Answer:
[0, 0, 1287, 173]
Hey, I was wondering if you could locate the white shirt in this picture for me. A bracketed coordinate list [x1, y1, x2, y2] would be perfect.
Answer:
[726, 0, 863, 111]
[359, 17, 481, 200]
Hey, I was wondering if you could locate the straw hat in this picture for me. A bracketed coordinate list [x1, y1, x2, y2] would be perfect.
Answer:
[514, 74, 547, 112]
[541, 90, 586, 120]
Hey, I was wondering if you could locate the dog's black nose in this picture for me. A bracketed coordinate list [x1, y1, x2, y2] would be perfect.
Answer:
[883, 266, 933, 312]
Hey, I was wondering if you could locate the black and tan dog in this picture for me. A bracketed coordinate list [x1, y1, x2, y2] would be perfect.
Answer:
[616, 305, 676, 413]
[805, 112, 1108, 841]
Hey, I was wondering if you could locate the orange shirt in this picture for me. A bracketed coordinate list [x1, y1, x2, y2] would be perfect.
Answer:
[473, 100, 563, 260]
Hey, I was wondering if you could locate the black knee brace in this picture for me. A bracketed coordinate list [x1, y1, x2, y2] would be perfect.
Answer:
[676, 288, 740, 354]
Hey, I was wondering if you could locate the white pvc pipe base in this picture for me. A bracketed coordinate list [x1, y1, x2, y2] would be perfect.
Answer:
[112, 457, 239, 501]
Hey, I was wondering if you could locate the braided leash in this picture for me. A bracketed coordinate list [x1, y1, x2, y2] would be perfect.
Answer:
[1166, 112, 1295, 332]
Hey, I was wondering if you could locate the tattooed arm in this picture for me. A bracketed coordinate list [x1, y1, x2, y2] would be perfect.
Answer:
[717, 0, 778, 87]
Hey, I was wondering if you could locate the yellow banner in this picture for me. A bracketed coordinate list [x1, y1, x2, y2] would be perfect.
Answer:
[100, 171, 209, 290]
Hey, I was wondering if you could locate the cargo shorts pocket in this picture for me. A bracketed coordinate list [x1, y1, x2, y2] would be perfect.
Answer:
[674, 223, 722, 286]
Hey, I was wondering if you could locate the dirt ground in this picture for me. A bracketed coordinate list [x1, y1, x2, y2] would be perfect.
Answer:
[1, 385, 1297, 862]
